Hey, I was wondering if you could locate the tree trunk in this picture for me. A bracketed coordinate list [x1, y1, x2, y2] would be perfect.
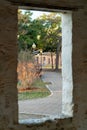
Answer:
[51, 52, 54, 70]
[55, 43, 59, 71]
[55, 37, 62, 71]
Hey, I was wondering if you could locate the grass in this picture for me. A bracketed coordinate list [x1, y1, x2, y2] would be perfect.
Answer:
[42, 65, 62, 69]
[18, 78, 51, 100]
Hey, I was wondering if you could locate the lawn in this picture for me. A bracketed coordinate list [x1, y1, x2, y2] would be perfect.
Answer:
[18, 78, 51, 100]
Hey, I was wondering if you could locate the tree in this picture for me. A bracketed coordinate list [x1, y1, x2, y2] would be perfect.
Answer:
[37, 13, 62, 70]
[18, 10, 46, 52]
[18, 10, 62, 70]
[18, 10, 33, 51]
[26, 19, 46, 50]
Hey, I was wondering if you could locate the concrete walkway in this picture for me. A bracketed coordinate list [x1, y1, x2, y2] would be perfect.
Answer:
[18, 71, 62, 120]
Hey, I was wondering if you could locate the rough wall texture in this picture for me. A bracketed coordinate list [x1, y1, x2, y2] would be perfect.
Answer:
[7, 0, 85, 10]
[0, 1, 18, 129]
[72, 6, 87, 130]
[0, 0, 87, 130]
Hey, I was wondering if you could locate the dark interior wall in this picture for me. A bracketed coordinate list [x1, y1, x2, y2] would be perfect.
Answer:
[7, 0, 85, 11]
[0, 1, 18, 129]
[72, 7, 87, 129]
[0, 0, 87, 130]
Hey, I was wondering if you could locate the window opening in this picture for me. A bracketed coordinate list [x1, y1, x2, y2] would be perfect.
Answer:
[17, 9, 73, 124]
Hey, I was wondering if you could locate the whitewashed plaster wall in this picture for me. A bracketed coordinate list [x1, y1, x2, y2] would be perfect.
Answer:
[62, 13, 73, 117]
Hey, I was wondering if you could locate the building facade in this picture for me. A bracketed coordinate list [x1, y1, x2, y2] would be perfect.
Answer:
[35, 52, 62, 69]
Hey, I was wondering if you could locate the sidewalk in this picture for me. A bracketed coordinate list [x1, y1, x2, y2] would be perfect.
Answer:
[18, 71, 62, 120]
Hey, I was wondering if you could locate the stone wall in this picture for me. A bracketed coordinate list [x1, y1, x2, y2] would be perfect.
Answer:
[0, 0, 87, 130]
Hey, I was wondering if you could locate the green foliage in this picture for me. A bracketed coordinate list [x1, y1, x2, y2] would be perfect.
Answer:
[37, 13, 62, 52]
[18, 10, 34, 51]
[18, 10, 46, 51]
[18, 10, 61, 53]
[18, 10, 62, 70]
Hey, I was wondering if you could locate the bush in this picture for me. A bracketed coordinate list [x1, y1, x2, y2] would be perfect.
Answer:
[17, 51, 39, 91]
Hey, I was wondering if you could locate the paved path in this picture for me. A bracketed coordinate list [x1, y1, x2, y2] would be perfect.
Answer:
[18, 71, 62, 120]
